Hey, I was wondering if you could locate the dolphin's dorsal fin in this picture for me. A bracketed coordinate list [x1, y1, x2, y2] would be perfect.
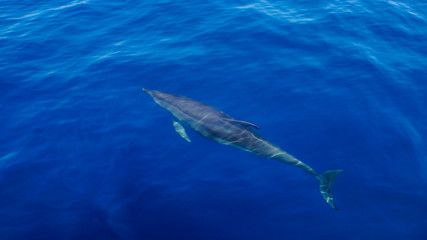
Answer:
[224, 118, 260, 129]
[173, 120, 191, 142]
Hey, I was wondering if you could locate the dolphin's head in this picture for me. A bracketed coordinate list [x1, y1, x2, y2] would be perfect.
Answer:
[142, 88, 151, 94]
[142, 88, 158, 98]
[142, 88, 163, 99]
[142, 88, 172, 107]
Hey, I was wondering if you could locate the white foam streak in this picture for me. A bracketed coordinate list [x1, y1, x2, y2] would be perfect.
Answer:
[11, 0, 89, 20]
[386, 0, 425, 20]
[234, 0, 316, 23]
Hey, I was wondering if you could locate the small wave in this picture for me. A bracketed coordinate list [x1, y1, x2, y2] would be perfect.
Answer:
[0, 152, 18, 162]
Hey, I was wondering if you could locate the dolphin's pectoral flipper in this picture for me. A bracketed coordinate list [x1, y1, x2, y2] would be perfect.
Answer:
[318, 170, 343, 210]
[172, 120, 191, 142]
[224, 119, 260, 129]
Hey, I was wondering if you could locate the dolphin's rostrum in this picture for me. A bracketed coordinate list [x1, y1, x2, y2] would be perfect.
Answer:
[143, 88, 343, 210]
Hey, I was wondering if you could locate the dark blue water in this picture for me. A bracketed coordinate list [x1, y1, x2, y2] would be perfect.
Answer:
[1, 0, 427, 239]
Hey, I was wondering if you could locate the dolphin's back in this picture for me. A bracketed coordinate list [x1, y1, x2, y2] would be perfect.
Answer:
[147, 90, 231, 123]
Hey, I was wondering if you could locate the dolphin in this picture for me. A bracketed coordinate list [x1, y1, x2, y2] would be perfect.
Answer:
[143, 88, 343, 210]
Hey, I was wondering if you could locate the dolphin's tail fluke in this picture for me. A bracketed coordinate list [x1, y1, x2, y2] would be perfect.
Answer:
[318, 170, 343, 210]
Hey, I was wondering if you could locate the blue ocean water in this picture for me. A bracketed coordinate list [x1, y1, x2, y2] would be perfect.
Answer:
[1, 0, 427, 239]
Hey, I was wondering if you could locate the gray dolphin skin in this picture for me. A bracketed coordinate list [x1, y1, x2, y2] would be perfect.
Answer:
[143, 88, 343, 210]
